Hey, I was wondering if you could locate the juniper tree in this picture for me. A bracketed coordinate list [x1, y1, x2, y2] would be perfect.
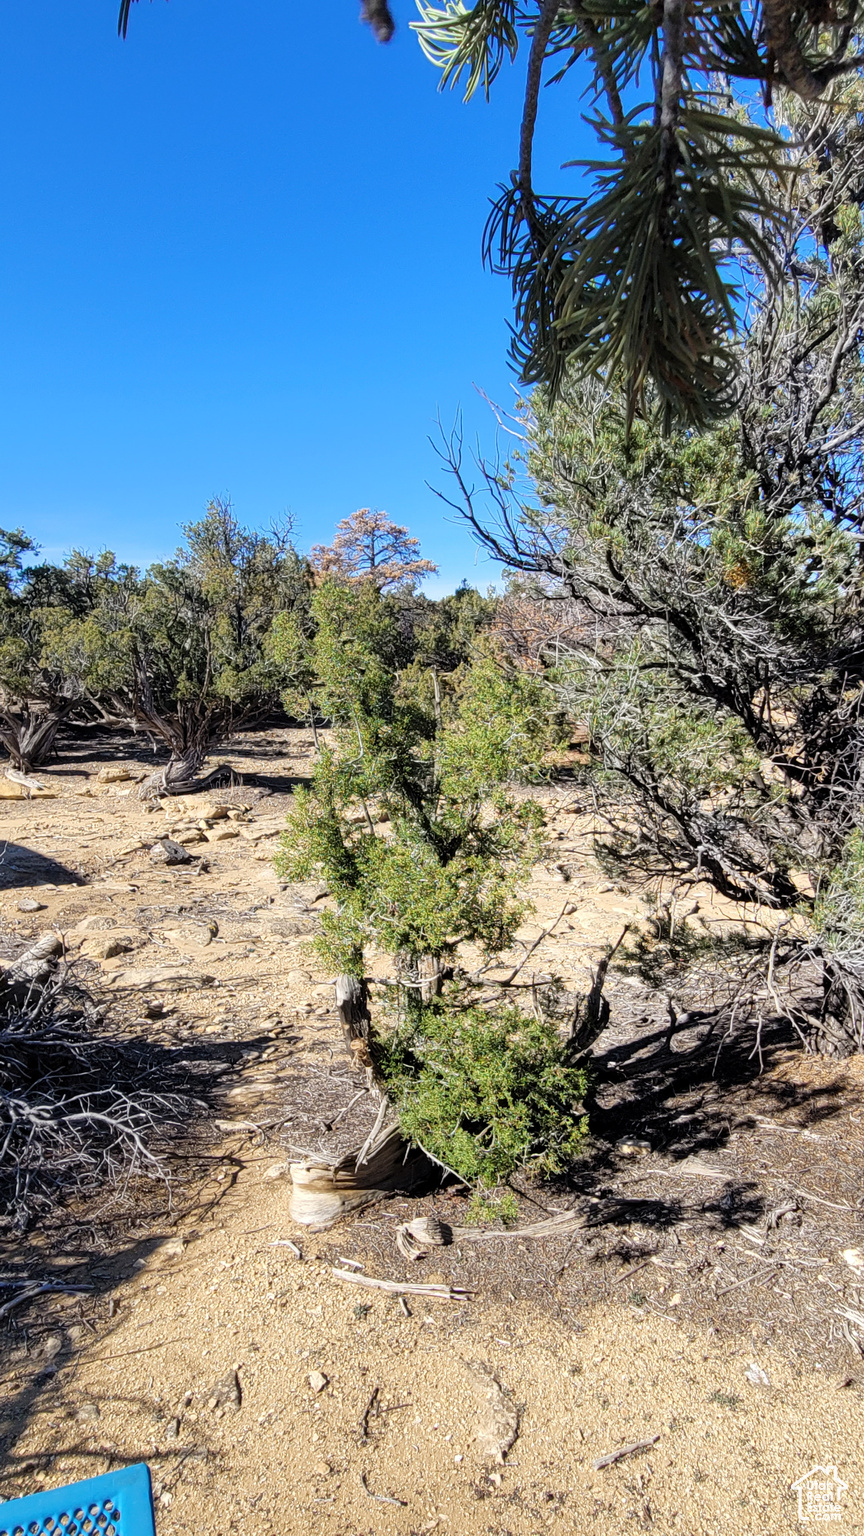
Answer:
[51, 500, 310, 794]
[276, 580, 588, 1184]
[441, 88, 864, 1055]
[0, 538, 131, 772]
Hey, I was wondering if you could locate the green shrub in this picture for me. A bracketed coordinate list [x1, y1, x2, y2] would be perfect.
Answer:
[375, 999, 588, 1187]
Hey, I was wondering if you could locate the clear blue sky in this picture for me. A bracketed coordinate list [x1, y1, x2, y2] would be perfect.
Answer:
[0, 1, 586, 595]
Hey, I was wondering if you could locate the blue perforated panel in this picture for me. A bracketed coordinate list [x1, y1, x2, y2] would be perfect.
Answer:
[0, 1464, 154, 1536]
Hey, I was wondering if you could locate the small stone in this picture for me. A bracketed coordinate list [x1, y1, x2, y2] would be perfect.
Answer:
[209, 1369, 241, 1413]
[80, 935, 133, 961]
[841, 1247, 864, 1273]
[73, 915, 115, 934]
[262, 1162, 290, 1182]
[97, 765, 132, 783]
[164, 1417, 180, 1441]
[75, 1402, 100, 1423]
[150, 837, 193, 866]
[17, 898, 46, 912]
[616, 1137, 652, 1157]
[308, 1371, 328, 1394]
[161, 1236, 186, 1260]
[745, 1362, 770, 1386]
[285, 969, 312, 987]
[41, 1333, 64, 1360]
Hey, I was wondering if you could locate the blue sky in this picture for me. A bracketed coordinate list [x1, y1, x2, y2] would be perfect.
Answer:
[0, 1, 587, 595]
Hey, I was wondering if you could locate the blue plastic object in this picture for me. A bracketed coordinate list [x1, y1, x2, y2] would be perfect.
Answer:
[0, 1463, 155, 1536]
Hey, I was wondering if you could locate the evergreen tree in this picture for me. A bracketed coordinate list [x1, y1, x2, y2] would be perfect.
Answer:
[444, 90, 864, 1055]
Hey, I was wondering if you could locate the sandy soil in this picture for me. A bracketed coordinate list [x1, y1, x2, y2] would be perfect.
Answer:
[1, 728, 862, 1534]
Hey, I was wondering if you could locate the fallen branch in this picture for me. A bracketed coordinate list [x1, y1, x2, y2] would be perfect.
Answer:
[396, 1208, 588, 1258]
[593, 1434, 660, 1470]
[331, 1267, 473, 1301]
[0, 1281, 92, 1322]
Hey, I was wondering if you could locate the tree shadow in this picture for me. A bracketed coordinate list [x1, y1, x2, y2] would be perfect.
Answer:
[0, 844, 82, 890]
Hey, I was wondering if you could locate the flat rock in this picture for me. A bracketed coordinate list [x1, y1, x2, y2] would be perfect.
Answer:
[18, 898, 46, 912]
[162, 920, 217, 950]
[97, 765, 132, 783]
[72, 915, 115, 933]
[204, 826, 241, 842]
[80, 934, 134, 961]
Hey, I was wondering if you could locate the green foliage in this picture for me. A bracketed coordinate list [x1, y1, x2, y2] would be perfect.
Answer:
[466, 1188, 520, 1226]
[51, 500, 309, 764]
[411, 0, 864, 424]
[275, 578, 583, 1184]
[813, 828, 864, 972]
[375, 999, 588, 1187]
[276, 582, 550, 976]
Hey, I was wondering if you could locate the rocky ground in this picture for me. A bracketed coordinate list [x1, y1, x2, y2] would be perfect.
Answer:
[1, 726, 863, 1534]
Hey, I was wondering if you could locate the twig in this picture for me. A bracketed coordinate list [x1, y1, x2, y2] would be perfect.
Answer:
[360, 1386, 379, 1443]
[360, 1471, 406, 1506]
[494, 902, 573, 987]
[269, 1239, 302, 1258]
[793, 1186, 857, 1212]
[613, 1256, 655, 1285]
[593, 1434, 660, 1470]
[716, 1266, 779, 1296]
[0, 1282, 92, 1321]
[331, 1269, 473, 1301]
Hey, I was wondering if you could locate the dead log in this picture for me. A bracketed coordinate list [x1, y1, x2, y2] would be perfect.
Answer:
[289, 1120, 428, 1228]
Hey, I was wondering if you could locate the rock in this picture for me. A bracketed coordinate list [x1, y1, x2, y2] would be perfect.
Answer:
[285, 969, 312, 987]
[745, 1362, 770, 1386]
[262, 1162, 290, 1182]
[75, 1402, 101, 1423]
[162, 920, 217, 949]
[161, 1236, 186, 1260]
[841, 1247, 864, 1274]
[73, 915, 115, 934]
[616, 1137, 652, 1157]
[467, 1362, 519, 1463]
[207, 1369, 241, 1414]
[203, 826, 240, 842]
[170, 795, 229, 820]
[164, 1417, 180, 1441]
[175, 829, 206, 846]
[150, 838, 193, 866]
[41, 1333, 64, 1361]
[17, 898, 46, 912]
[97, 765, 132, 783]
[308, 1371, 328, 1394]
[80, 935, 133, 961]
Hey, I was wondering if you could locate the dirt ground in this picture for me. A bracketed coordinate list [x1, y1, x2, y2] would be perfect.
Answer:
[1, 726, 863, 1534]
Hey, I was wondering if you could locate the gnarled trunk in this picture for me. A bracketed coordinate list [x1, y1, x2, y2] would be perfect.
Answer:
[0, 705, 70, 773]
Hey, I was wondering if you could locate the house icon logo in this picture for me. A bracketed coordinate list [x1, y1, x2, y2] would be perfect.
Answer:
[791, 1465, 848, 1522]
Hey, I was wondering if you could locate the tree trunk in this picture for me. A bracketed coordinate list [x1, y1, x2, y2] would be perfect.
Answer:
[812, 962, 864, 1057]
[137, 748, 236, 801]
[335, 973, 373, 1072]
[0, 707, 68, 773]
